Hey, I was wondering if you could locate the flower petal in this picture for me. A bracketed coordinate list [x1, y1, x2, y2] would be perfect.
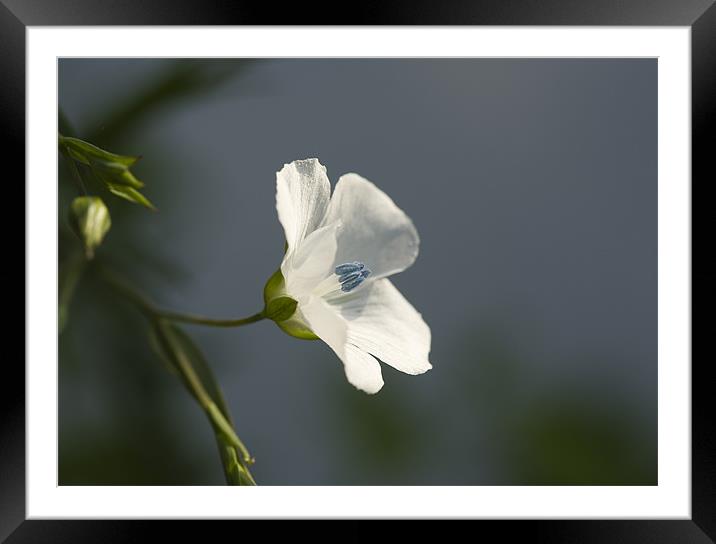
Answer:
[282, 221, 340, 301]
[341, 345, 385, 394]
[276, 159, 331, 255]
[330, 278, 432, 376]
[301, 296, 384, 394]
[322, 173, 419, 280]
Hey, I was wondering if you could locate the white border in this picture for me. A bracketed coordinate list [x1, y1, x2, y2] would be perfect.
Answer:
[27, 27, 690, 518]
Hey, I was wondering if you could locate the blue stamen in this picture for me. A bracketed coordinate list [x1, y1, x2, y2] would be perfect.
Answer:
[341, 275, 365, 292]
[335, 262, 364, 275]
[335, 261, 372, 292]
[339, 271, 361, 284]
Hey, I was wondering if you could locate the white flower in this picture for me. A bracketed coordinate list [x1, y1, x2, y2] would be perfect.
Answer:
[266, 158, 432, 394]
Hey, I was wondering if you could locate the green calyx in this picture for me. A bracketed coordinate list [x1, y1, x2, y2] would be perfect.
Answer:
[262, 268, 318, 340]
[264, 296, 298, 322]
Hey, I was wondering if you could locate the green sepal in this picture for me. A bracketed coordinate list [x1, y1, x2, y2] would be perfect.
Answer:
[69, 196, 111, 259]
[263, 267, 319, 340]
[275, 318, 319, 340]
[263, 267, 285, 306]
[264, 296, 298, 322]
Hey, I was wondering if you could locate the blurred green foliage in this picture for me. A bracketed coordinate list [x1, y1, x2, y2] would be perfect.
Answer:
[59, 60, 254, 485]
[86, 60, 246, 147]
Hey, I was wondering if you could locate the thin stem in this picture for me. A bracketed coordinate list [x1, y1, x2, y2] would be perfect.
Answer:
[157, 309, 265, 327]
[99, 265, 265, 327]
[148, 289, 256, 483]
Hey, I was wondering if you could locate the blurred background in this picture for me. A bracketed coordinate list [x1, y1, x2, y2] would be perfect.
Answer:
[58, 58, 657, 485]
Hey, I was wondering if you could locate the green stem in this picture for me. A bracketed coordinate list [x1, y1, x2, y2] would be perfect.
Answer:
[157, 309, 265, 327]
[104, 266, 259, 482]
[59, 249, 87, 334]
[99, 265, 265, 327]
[154, 319, 253, 464]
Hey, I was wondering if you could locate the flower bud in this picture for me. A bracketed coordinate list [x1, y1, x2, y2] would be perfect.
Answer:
[69, 196, 111, 259]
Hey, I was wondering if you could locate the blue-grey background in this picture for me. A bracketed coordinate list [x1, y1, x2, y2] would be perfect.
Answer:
[58, 58, 656, 485]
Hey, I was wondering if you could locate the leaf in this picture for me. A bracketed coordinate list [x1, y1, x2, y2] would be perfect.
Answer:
[58, 134, 155, 210]
[69, 196, 111, 259]
[221, 445, 256, 486]
[149, 319, 255, 485]
[59, 135, 139, 168]
[106, 182, 156, 210]
[89, 158, 144, 189]
[58, 250, 85, 334]
[147, 324, 180, 377]
[167, 325, 232, 420]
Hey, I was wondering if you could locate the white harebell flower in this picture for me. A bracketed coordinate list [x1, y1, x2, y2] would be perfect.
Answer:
[263, 159, 432, 394]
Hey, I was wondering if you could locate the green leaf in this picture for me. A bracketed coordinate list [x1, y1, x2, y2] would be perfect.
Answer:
[147, 324, 180, 377]
[69, 196, 111, 259]
[206, 401, 253, 460]
[168, 325, 233, 421]
[149, 319, 255, 485]
[59, 135, 139, 168]
[88, 158, 144, 189]
[106, 182, 156, 210]
[59, 134, 155, 209]
[221, 445, 256, 486]
[264, 296, 298, 322]
[58, 250, 85, 334]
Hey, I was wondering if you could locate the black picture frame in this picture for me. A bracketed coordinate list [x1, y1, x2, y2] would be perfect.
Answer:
[2, 0, 711, 540]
